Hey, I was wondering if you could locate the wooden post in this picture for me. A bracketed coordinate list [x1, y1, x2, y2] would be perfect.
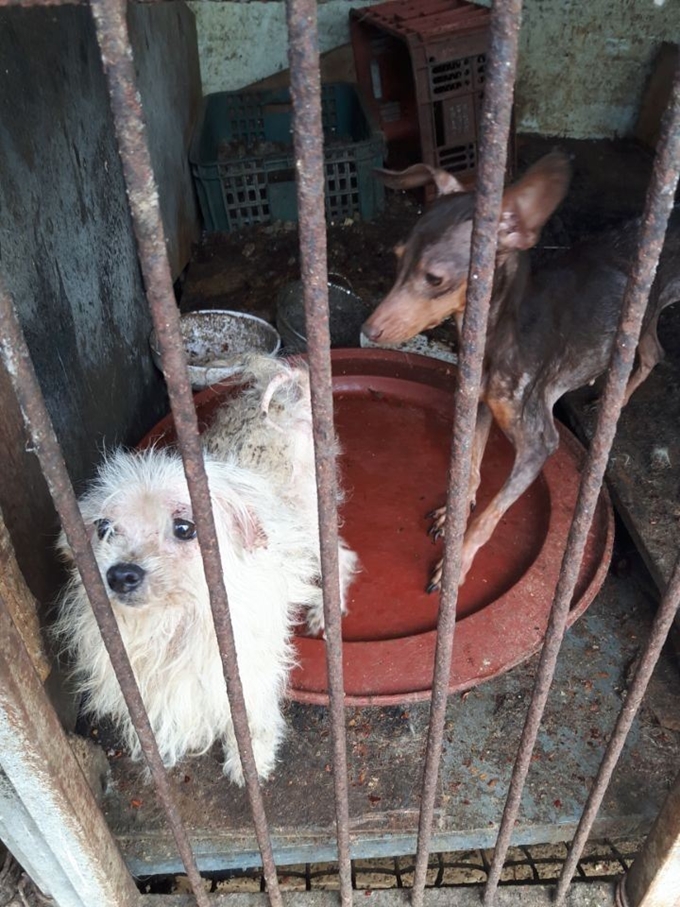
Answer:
[0, 508, 51, 682]
[623, 770, 680, 907]
[0, 507, 139, 907]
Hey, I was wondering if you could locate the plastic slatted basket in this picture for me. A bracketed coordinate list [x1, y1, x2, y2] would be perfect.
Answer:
[350, 0, 515, 183]
[190, 83, 386, 233]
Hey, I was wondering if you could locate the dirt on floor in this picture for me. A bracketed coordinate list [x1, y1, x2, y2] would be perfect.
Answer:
[179, 182, 458, 349]
[179, 135, 664, 356]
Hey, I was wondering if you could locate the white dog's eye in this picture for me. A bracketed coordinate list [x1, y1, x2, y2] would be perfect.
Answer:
[173, 518, 197, 541]
[94, 519, 112, 540]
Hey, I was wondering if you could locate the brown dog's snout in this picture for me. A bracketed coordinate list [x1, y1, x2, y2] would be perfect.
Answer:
[361, 320, 383, 343]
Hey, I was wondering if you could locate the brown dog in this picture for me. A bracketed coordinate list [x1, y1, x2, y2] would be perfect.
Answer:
[362, 153, 680, 589]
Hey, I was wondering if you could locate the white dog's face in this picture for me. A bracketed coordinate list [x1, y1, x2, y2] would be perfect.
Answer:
[60, 449, 265, 613]
[72, 454, 203, 612]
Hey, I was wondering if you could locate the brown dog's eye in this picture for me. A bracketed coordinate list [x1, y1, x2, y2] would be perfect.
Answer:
[95, 519, 112, 540]
[173, 518, 197, 541]
[425, 272, 444, 288]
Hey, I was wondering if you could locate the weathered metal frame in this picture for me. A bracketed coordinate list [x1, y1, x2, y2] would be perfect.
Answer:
[0, 2, 678, 907]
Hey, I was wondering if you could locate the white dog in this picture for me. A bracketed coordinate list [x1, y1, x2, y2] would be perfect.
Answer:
[203, 354, 359, 635]
[54, 356, 358, 783]
[53, 447, 322, 784]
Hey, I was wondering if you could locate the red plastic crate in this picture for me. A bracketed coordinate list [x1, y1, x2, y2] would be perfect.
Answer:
[350, 0, 515, 184]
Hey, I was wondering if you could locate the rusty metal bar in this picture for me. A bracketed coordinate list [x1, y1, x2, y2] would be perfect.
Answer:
[0, 281, 209, 907]
[285, 1, 352, 905]
[621, 767, 680, 907]
[555, 555, 680, 904]
[484, 60, 680, 907]
[411, 2, 523, 904]
[88, 0, 283, 904]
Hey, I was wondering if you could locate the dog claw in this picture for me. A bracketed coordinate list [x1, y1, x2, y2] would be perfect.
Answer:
[426, 559, 443, 594]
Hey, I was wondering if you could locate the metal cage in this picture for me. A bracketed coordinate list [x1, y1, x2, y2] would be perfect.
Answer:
[0, 1, 678, 907]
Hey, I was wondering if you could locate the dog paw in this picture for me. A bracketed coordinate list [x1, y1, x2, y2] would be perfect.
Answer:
[222, 750, 275, 786]
[305, 602, 350, 637]
[305, 605, 326, 637]
[222, 722, 281, 785]
[427, 505, 447, 542]
[426, 558, 443, 594]
[426, 548, 474, 592]
[222, 753, 246, 787]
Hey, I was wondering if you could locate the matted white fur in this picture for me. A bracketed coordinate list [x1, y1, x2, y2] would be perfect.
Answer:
[53, 447, 324, 784]
[203, 354, 359, 634]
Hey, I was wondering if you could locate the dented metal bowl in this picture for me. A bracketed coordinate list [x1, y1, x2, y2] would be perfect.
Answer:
[149, 309, 281, 388]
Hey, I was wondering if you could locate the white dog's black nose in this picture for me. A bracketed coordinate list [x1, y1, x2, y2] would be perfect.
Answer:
[107, 562, 145, 595]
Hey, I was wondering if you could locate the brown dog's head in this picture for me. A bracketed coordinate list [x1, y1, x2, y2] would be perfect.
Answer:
[361, 152, 572, 345]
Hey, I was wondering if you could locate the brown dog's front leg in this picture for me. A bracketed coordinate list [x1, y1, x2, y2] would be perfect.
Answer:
[426, 422, 557, 592]
[426, 403, 493, 544]
[467, 403, 493, 511]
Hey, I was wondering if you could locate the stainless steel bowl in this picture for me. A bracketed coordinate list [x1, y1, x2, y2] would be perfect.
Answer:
[149, 309, 281, 388]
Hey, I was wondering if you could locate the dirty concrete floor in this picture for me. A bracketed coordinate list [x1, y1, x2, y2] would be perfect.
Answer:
[92, 559, 680, 877]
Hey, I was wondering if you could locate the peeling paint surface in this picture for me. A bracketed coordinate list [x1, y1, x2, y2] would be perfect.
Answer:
[515, 0, 680, 138]
[187, 0, 377, 94]
[188, 0, 680, 139]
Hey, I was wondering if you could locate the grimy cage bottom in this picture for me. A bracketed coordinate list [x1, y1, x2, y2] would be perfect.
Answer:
[0, 2, 679, 907]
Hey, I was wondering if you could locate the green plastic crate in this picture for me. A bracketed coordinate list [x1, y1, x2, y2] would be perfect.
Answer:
[189, 83, 386, 232]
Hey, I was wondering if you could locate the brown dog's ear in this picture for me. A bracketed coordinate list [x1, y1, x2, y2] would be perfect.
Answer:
[498, 151, 571, 251]
[374, 164, 464, 197]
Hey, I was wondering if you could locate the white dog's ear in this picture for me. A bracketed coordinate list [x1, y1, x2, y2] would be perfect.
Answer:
[234, 507, 268, 552]
[56, 528, 74, 563]
[206, 461, 269, 553]
[56, 514, 101, 564]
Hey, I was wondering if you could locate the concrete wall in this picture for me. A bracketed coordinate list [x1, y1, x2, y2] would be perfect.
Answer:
[0, 4, 199, 618]
[516, 0, 678, 138]
[186, 0, 376, 95]
[187, 0, 679, 139]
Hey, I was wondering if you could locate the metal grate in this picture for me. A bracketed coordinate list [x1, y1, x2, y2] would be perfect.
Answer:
[0, 2, 679, 907]
[140, 839, 642, 895]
